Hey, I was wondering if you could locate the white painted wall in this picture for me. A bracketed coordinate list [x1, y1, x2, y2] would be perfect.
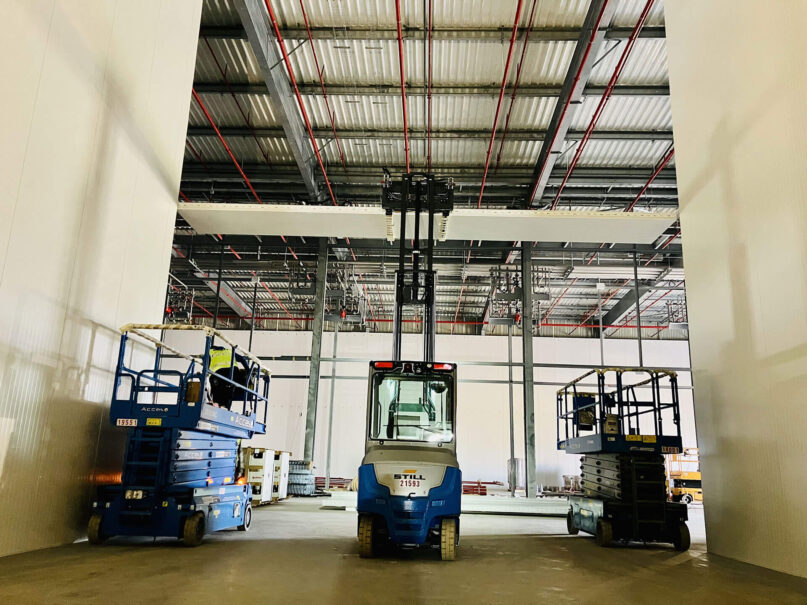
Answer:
[665, 0, 807, 578]
[164, 330, 695, 488]
[0, 0, 201, 556]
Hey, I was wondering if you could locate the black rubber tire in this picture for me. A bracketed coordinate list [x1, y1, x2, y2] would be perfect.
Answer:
[87, 513, 106, 545]
[566, 509, 579, 535]
[673, 523, 691, 551]
[183, 512, 205, 547]
[440, 518, 457, 561]
[238, 504, 252, 532]
[358, 515, 375, 558]
[681, 493, 693, 505]
[595, 518, 613, 547]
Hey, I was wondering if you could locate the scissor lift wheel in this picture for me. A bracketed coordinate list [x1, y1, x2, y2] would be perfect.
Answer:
[595, 518, 613, 547]
[566, 509, 579, 535]
[238, 504, 252, 532]
[183, 512, 205, 547]
[440, 518, 457, 561]
[358, 515, 376, 558]
[87, 513, 106, 545]
[673, 523, 690, 551]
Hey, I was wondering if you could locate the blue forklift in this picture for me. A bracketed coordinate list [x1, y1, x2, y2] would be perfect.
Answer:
[557, 367, 690, 550]
[357, 172, 462, 561]
[88, 324, 270, 546]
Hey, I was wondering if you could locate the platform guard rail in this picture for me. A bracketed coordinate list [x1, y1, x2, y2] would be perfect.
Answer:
[111, 324, 270, 439]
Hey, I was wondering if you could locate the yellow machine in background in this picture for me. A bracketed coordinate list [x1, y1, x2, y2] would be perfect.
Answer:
[667, 448, 702, 504]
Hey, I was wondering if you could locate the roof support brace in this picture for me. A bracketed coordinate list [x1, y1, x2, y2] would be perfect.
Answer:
[526, 0, 616, 207]
[236, 0, 321, 201]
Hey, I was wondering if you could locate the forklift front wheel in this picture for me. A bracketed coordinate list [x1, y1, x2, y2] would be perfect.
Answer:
[183, 512, 206, 547]
[566, 509, 579, 535]
[595, 519, 613, 547]
[673, 523, 691, 551]
[440, 518, 457, 561]
[238, 504, 252, 532]
[358, 515, 376, 558]
[87, 513, 106, 545]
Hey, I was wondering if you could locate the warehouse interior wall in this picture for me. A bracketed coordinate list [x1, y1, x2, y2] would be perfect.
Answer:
[665, 1, 807, 578]
[164, 330, 695, 488]
[0, 0, 201, 557]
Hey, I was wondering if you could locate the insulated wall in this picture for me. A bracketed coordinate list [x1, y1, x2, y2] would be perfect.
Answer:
[665, 1, 807, 578]
[0, 0, 201, 557]
[164, 330, 695, 488]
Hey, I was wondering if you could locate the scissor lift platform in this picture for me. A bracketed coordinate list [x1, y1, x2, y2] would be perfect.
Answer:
[89, 325, 270, 546]
[557, 368, 690, 550]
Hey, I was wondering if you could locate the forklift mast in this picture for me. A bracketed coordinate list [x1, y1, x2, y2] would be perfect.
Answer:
[381, 172, 454, 363]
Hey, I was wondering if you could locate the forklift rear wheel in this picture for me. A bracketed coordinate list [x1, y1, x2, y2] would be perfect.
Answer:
[440, 518, 457, 561]
[672, 523, 691, 551]
[238, 504, 252, 532]
[358, 515, 376, 558]
[566, 509, 579, 535]
[183, 512, 205, 547]
[595, 519, 613, 547]
[681, 494, 694, 505]
[87, 513, 106, 545]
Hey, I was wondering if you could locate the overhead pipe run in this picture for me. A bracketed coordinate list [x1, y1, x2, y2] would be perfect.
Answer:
[298, 0, 347, 173]
[549, 0, 657, 209]
[494, 0, 539, 174]
[190, 88, 304, 264]
[394, 0, 411, 172]
[476, 0, 524, 208]
[526, 0, 613, 206]
[263, 0, 338, 205]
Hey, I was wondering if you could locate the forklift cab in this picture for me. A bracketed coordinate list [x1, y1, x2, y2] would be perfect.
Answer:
[357, 360, 461, 559]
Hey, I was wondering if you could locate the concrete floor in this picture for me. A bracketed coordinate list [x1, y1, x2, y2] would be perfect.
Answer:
[1, 498, 806, 604]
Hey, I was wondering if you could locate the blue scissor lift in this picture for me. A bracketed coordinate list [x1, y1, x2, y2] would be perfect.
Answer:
[557, 367, 690, 550]
[89, 324, 270, 546]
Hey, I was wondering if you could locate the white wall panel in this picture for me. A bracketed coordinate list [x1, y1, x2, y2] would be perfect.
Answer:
[666, 0, 807, 578]
[0, 0, 201, 557]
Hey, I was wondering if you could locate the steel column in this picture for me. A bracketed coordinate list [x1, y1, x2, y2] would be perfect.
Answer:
[249, 279, 259, 350]
[304, 239, 328, 461]
[213, 244, 224, 330]
[325, 321, 339, 491]
[520, 242, 537, 497]
[633, 250, 644, 366]
[508, 322, 516, 497]
[598, 288, 604, 366]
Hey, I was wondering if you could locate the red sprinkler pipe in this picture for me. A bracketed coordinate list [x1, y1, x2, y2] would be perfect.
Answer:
[192, 88, 264, 205]
[494, 0, 538, 173]
[573, 227, 681, 330]
[191, 87, 302, 260]
[210, 315, 666, 331]
[298, 0, 347, 173]
[526, 2, 611, 205]
[264, 0, 338, 205]
[203, 38, 272, 169]
[426, 0, 434, 171]
[550, 0, 656, 209]
[476, 0, 524, 208]
[395, 0, 411, 172]
[625, 146, 674, 212]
